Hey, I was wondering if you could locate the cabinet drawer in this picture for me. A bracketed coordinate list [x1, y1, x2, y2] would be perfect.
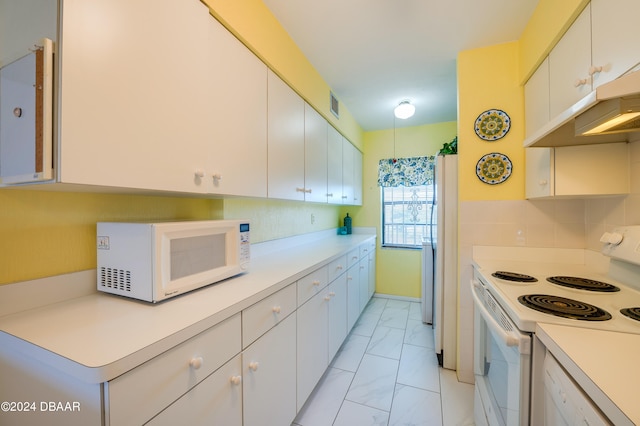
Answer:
[106, 313, 241, 426]
[146, 354, 242, 426]
[297, 266, 329, 306]
[242, 283, 296, 348]
[346, 248, 360, 269]
[328, 255, 347, 282]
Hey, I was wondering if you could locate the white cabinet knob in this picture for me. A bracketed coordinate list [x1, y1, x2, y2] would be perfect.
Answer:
[272, 306, 281, 314]
[539, 180, 548, 185]
[296, 187, 305, 193]
[305, 188, 312, 193]
[312, 280, 320, 287]
[230, 375, 242, 385]
[329, 292, 336, 297]
[336, 265, 343, 270]
[324, 295, 331, 301]
[574, 78, 588, 87]
[189, 356, 204, 370]
[248, 361, 259, 371]
[211, 173, 222, 181]
[589, 65, 603, 75]
[194, 169, 205, 178]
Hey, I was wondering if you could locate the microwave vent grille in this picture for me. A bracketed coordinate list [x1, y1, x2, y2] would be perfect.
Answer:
[100, 267, 132, 292]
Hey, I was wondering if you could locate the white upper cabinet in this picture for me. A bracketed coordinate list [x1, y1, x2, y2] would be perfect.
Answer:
[341, 138, 355, 204]
[267, 70, 305, 201]
[524, 57, 550, 138]
[548, 5, 592, 118]
[353, 147, 363, 206]
[58, 0, 220, 193]
[525, 143, 629, 199]
[591, 0, 640, 88]
[304, 103, 329, 203]
[206, 19, 267, 198]
[327, 125, 344, 204]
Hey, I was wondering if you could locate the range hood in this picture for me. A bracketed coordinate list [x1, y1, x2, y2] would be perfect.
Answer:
[524, 69, 640, 147]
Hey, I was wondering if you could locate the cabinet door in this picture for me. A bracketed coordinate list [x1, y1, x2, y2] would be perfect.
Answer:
[146, 355, 242, 426]
[304, 103, 329, 202]
[548, 5, 592, 117]
[353, 148, 363, 206]
[207, 20, 267, 197]
[524, 57, 550, 138]
[243, 313, 297, 426]
[327, 125, 343, 204]
[368, 244, 376, 299]
[328, 273, 348, 361]
[341, 138, 355, 204]
[296, 290, 329, 411]
[267, 70, 305, 200]
[58, 0, 219, 193]
[358, 257, 369, 315]
[591, 0, 640, 88]
[525, 148, 553, 199]
[346, 264, 360, 331]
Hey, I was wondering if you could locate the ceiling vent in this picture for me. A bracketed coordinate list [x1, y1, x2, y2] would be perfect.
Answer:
[330, 91, 339, 118]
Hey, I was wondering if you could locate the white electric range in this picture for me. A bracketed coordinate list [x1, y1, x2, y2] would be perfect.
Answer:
[471, 225, 640, 426]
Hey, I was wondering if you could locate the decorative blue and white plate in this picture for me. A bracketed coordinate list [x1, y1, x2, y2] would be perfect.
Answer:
[476, 153, 512, 185]
[474, 109, 511, 141]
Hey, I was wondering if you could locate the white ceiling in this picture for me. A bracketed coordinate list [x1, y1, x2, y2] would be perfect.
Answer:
[262, 0, 539, 131]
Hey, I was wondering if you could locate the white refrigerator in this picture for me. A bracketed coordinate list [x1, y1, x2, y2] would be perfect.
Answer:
[425, 154, 457, 370]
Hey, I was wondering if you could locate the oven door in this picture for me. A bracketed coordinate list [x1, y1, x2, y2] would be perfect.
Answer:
[472, 277, 532, 426]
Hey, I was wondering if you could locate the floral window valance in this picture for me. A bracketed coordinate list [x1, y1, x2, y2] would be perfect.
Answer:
[377, 156, 435, 187]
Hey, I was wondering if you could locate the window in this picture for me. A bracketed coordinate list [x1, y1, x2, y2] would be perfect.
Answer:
[382, 184, 434, 248]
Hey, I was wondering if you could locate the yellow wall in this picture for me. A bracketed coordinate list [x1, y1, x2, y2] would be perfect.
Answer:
[350, 122, 457, 298]
[458, 42, 525, 202]
[519, 0, 589, 83]
[224, 198, 341, 243]
[0, 190, 222, 284]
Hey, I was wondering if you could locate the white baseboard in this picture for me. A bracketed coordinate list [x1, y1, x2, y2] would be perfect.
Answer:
[373, 293, 420, 303]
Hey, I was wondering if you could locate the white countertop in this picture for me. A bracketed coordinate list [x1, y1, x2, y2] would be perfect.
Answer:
[536, 323, 640, 426]
[0, 231, 375, 383]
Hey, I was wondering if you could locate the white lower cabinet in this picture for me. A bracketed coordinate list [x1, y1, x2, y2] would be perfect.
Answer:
[346, 262, 360, 331]
[328, 273, 348, 360]
[297, 290, 330, 410]
[242, 313, 297, 426]
[147, 354, 243, 426]
[358, 257, 369, 314]
[106, 314, 242, 426]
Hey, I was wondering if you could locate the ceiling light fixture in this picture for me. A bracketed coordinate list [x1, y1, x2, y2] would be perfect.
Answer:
[394, 101, 415, 119]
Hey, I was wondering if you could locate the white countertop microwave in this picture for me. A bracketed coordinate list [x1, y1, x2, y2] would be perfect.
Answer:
[97, 220, 250, 303]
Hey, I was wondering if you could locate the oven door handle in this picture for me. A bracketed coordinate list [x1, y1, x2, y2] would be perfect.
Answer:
[471, 278, 522, 348]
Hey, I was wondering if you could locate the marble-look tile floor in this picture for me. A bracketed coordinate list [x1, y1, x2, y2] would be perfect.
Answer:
[292, 297, 475, 426]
